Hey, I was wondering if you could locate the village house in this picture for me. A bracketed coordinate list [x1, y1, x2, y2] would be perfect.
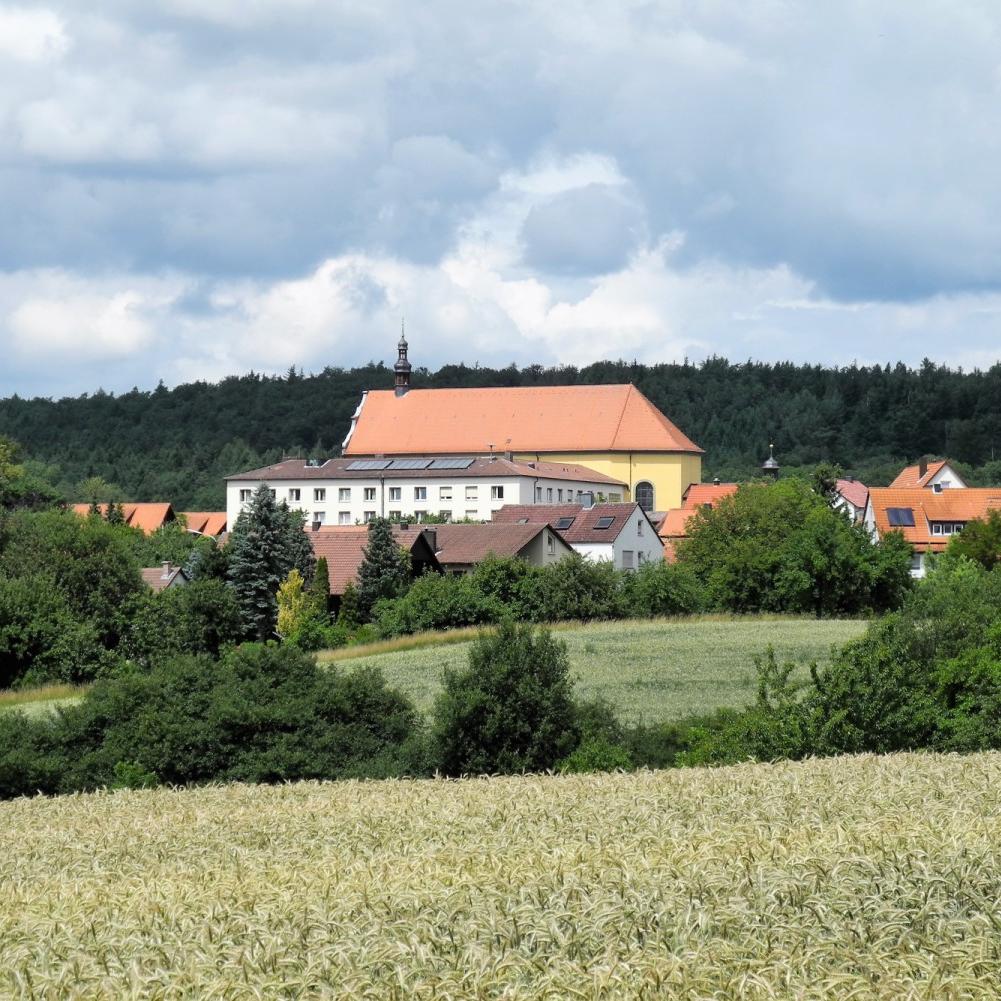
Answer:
[225, 455, 625, 529]
[181, 512, 228, 537]
[306, 524, 442, 606]
[71, 502, 177, 535]
[340, 337, 703, 512]
[833, 477, 869, 522]
[657, 480, 739, 560]
[864, 486, 1001, 577]
[140, 562, 188, 592]
[493, 502, 662, 571]
[433, 522, 573, 574]
[890, 458, 967, 490]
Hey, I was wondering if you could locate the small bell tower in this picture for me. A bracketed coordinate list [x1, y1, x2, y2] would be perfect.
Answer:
[394, 322, 411, 396]
[761, 443, 780, 480]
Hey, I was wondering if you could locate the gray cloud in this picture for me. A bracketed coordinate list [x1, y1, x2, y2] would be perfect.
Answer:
[1, 0, 1001, 397]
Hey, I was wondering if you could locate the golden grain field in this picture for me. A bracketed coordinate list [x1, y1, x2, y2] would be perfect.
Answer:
[3, 753, 1001, 999]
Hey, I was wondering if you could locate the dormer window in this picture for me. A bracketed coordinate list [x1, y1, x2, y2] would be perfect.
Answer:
[932, 523, 943, 536]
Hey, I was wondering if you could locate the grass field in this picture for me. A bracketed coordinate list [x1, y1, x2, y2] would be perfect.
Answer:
[320, 616, 867, 722]
[3, 752, 1000, 998]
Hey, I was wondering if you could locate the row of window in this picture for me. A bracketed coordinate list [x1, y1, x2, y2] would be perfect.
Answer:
[931, 522, 965, 536]
[307, 510, 475, 526]
[534, 486, 624, 503]
[239, 485, 507, 504]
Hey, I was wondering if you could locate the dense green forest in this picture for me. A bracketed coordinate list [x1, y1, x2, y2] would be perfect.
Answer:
[2, 356, 1001, 509]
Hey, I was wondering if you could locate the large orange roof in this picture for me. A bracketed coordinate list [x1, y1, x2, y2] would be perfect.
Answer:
[682, 482, 739, 508]
[343, 384, 702, 456]
[181, 512, 228, 536]
[868, 487, 1001, 552]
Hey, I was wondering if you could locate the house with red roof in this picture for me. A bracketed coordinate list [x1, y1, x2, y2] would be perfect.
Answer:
[890, 458, 967, 490]
[71, 502, 176, 535]
[833, 477, 869, 522]
[658, 480, 739, 561]
[864, 486, 1001, 577]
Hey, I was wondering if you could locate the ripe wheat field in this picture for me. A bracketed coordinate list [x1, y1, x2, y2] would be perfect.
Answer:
[4, 752, 1001, 999]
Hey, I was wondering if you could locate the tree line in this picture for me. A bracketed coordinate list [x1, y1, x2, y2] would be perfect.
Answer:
[3, 356, 1001, 508]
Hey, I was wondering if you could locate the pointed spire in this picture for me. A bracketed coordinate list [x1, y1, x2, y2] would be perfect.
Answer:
[761, 442, 780, 479]
[394, 323, 412, 396]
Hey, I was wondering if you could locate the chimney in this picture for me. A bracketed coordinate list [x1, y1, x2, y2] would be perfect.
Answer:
[400, 520, 410, 531]
[394, 324, 412, 396]
[713, 476, 720, 486]
[919, 457, 928, 479]
[422, 527, 437, 553]
[581, 491, 595, 509]
[311, 520, 321, 532]
[161, 561, 172, 579]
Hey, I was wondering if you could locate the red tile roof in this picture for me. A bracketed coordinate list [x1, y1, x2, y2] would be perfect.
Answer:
[682, 482, 739, 508]
[140, 565, 187, 592]
[71, 503, 175, 535]
[868, 487, 1001, 553]
[226, 455, 625, 486]
[889, 460, 951, 488]
[835, 478, 869, 509]
[343, 384, 702, 456]
[657, 482, 739, 559]
[434, 523, 570, 566]
[307, 525, 438, 595]
[181, 512, 228, 536]
[492, 502, 651, 543]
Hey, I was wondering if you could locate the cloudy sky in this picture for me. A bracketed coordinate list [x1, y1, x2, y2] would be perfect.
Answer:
[2, 1, 1001, 397]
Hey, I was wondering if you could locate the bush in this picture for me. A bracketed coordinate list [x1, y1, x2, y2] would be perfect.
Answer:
[48, 643, 423, 794]
[432, 622, 580, 775]
[621, 560, 705, 617]
[514, 554, 623, 623]
[0, 710, 64, 799]
[374, 572, 499, 637]
[558, 738, 632, 774]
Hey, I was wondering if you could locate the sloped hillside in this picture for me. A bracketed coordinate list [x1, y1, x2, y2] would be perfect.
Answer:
[3, 753, 1000, 999]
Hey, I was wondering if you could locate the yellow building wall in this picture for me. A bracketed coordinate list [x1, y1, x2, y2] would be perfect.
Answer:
[514, 451, 702, 511]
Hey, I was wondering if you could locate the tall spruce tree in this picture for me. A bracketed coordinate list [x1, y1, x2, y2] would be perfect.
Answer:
[356, 518, 411, 619]
[310, 556, 331, 620]
[227, 484, 315, 640]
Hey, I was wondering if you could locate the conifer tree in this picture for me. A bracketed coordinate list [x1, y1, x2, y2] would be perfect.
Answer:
[227, 484, 315, 640]
[309, 556, 331, 621]
[356, 517, 411, 619]
[105, 501, 126, 526]
[338, 582, 361, 628]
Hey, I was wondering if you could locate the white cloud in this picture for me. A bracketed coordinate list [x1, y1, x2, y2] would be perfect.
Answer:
[0, 6, 69, 62]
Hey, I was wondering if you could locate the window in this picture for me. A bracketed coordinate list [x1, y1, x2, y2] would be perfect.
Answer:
[942, 523, 953, 536]
[554, 516, 575, 531]
[465, 486, 478, 500]
[288, 488, 301, 502]
[314, 488, 326, 502]
[388, 510, 401, 521]
[389, 486, 401, 501]
[637, 518, 644, 536]
[546, 487, 553, 501]
[595, 516, 615, 530]
[637, 551, 647, 565]
[622, 550, 635, 570]
[910, 553, 923, 572]
[608, 492, 621, 502]
[414, 486, 427, 501]
[338, 487, 350, 502]
[932, 523, 943, 536]
[364, 487, 376, 501]
[465, 510, 477, 520]
[557, 488, 563, 502]
[439, 485, 453, 501]
[547, 534, 556, 555]
[536, 486, 542, 501]
[634, 481, 654, 511]
[363, 510, 376, 523]
[886, 507, 916, 527]
[491, 485, 504, 500]
[269, 489, 276, 499]
[439, 510, 452, 522]
[415, 510, 426, 522]
[313, 511, 325, 524]
[338, 511, 351, 525]
[239, 489, 252, 503]
[954, 523, 965, 533]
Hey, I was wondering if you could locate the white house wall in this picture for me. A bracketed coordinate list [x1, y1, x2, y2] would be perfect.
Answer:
[226, 471, 620, 529]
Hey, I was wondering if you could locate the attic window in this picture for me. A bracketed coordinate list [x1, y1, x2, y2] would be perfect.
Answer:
[595, 516, 615, 530]
[554, 516, 575, 530]
[886, 507, 915, 527]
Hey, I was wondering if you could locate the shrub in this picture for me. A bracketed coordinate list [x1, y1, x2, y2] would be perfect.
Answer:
[0, 710, 63, 799]
[558, 738, 632, 774]
[621, 560, 705, 617]
[432, 622, 579, 775]
[51, 643, 422, 793]
[514, 554, 623, 623]
[374, 572, 499, 637]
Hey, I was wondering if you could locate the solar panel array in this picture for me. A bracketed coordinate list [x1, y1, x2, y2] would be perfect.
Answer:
[388, 458, 433, 470]
[345, 460, 392, 471]
[429, 458, 476, 470]
[886, 507, 916, 527]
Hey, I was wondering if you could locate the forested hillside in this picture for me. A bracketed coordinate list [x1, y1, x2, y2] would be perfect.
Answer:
[2, 357, 1001, 509]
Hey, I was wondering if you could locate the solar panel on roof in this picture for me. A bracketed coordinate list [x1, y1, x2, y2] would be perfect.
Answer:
[594, 516, 615, 530]
[346, 460, 392, 471]
[429, 458, 475, 469]
[389, 458, 434, 470]
[886, 507, 915, 527]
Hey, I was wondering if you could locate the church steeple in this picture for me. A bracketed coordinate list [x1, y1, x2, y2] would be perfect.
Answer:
[394, 321, 411, 396]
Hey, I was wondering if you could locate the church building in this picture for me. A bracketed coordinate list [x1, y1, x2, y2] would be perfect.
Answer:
[341, 337, 703, 512]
